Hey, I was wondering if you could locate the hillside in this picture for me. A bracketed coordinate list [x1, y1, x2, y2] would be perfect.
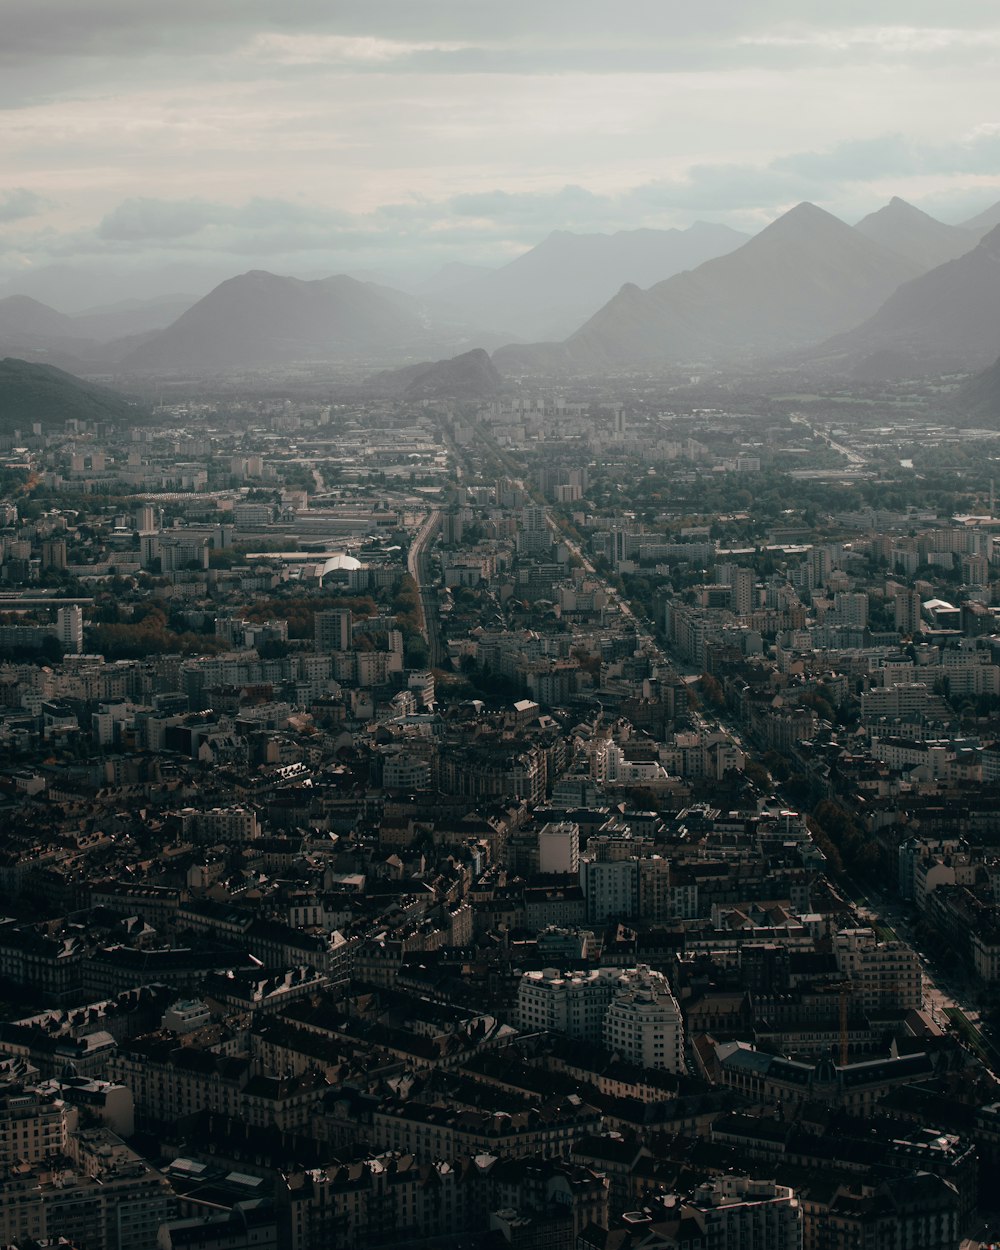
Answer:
[0, 357, 145, 431]
[369, 348, 502, 399]
[121, 271, 436, 374]
[961, 199, 1000, 237]
[557, 202, 919, 367]
[433, 222, 749, 341]
[854, 197, 976, 271]
[959, 352, 1000, 419]
[809, 223, 1000, 373]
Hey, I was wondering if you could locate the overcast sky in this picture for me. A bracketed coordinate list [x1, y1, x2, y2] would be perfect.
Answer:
[4, 0, 1000, 299]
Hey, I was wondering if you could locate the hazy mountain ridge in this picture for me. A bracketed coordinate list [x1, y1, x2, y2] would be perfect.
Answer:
[0, 357, 146, 431]
[959, 352, 1000, 418]
[548, 202, 920, 367]
[3, 196, 997, 381]
[369, 348, 502, 399]
[854, 197, 977, 271]
[430, 222, 750, 341]
[808, 223, 1000, 373]
[119, 271, 439, 374]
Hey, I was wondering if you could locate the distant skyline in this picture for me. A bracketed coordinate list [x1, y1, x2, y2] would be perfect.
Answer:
[4, 0, 1000, 299]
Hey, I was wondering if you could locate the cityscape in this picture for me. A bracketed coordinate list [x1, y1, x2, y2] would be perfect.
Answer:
[4, 4, 1000, 1249]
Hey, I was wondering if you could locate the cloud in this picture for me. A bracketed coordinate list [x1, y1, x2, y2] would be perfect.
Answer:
[51, 128, 1000, 270]
[246, 33, 470, 66]
[0, 188, 49, 222]
[773, 130, 1000, 181]
[97, 196, 351, 242]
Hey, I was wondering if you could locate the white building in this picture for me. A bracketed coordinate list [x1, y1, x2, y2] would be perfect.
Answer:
[686, 1176, 801, 1250]
[516, 968, 621, 1043]
[602, 965, 684, 1073]
[516, 965, 685, 1072]
[538, 822, 580, 875]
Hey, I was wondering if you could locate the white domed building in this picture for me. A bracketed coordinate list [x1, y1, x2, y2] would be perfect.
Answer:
[602, 965, 685, 1073]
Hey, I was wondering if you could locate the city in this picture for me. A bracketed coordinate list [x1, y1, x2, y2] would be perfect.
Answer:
[0, 380, 999, 1248]
[5, 4, 1000, 1248]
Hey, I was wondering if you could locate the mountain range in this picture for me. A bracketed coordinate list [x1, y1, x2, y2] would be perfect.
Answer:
[423, 222, 750, 341]
[806, 223, 1000, 373]
[0, 195, 998, 381]
[494, 197, 1000, 375]
[496, 203, 921, 371]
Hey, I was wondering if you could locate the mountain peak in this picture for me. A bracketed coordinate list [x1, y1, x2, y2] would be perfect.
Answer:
[750, 202, 851, 247]
[854, 197, 976, 272]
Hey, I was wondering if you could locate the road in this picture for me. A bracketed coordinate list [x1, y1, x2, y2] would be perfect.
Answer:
[407, 508, 443, 668]
[556, 498, 998, 1071]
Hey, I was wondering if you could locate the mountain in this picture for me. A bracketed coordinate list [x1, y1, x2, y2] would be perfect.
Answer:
[120, 271, 436, 374]
[433, 222, 750, 341]
[960, 352, 1000, 418]
[370, 348, 502, 399]
[0, 295, 87, 344]
[0, 357, 145, 431]
[961, 200, 1000, 237]
[71, 294, 197, 342]
[854, 197, 976, 271]
[0, 263, 221, 313]
[810, 223, 1000, 373]
[0, 295, 105, 371]
[541, 202, 919, 368]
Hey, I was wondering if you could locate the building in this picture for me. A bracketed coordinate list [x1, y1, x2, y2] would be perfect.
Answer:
[0, 1086, 73, 1165]
[538, 822, 580, 875]
[516, 966, 684, 1071]
[56, 606, 83, 655]
[602, 966, 685, 1073]
[314, 609, 353, 653]
[516, 968, 622, 1043]
[688, 1177, 801, 1250]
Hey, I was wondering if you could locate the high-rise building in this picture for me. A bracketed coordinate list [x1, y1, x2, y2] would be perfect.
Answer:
[834, 591, 869, 628]
[602, 965, 685, 1072]
[732, 566, 755, 616]
[516, 965, 685, 1073]
[538, 821, 580, 874]
[684, 1177, 801, 1250]
[894, 588, 923, 637]
[517, 505, 551, 556]
[315, 608, 353, 653]
[40, 539, 67, 571]
[56, 605, 83, 655]
[134, 504, 157, 533]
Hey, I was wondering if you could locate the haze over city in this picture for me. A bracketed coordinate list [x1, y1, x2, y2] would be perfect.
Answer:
[4, 0, 1000, 302]
[4, 5, 1000, 1250]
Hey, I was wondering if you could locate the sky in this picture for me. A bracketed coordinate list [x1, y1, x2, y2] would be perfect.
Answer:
[3, 0, 1000, 305]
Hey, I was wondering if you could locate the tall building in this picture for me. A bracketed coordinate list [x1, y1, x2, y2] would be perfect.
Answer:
[315, 608, 353, 653]
[516, 968, 622, 1043]
[732, 566, 755, 616]
[134, 504, 157, 532]
[516, 965, 684, 1073]
[538, 822, 580, 874]
[40, 539, 67, 571]
[685, 1177, 801, 1250]
[895, 588, 923, 637]
[602, 965, 685, 1072]
[56, 605, 83, 655]
[579, 855, 639, 923]
[517, 505, 551, 557]
[833, 591, 869, 628]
